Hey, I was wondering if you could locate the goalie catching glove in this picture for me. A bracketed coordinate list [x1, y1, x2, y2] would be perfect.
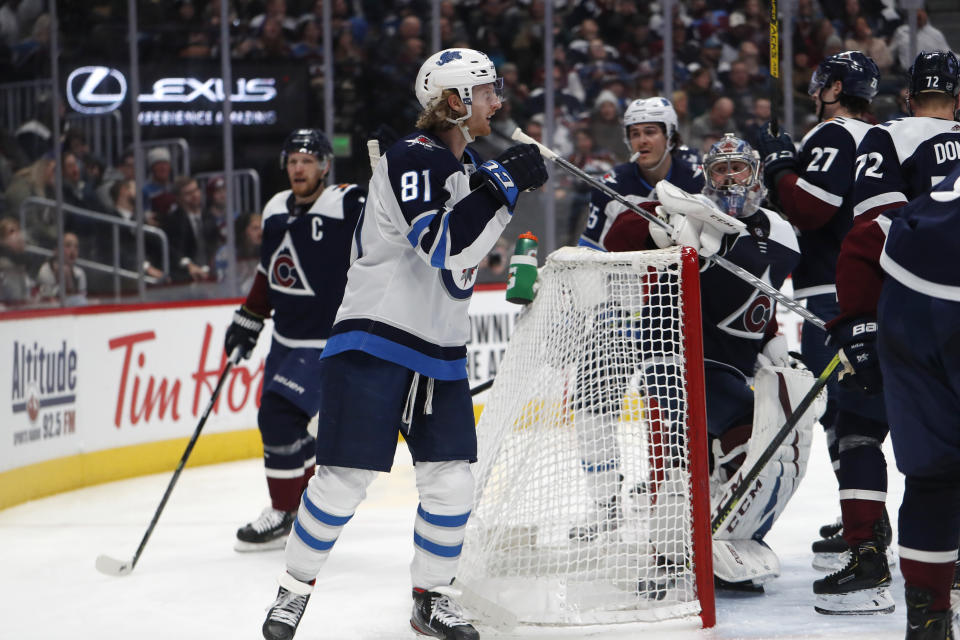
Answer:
[650, 181, 745, 258]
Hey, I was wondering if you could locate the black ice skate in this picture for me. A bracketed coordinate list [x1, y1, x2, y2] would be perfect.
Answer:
[236, 507, 296, 552]
[410, 586, 480, 640]
[568, 495, 622, 542]
[262, 574, 313, 640]
[906, 586, 955, 640]
[813, 539, 894, 615]
[812, 509, 893, 573]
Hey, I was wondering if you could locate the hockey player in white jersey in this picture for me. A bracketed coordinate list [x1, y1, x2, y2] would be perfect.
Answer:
[259, 49, 547, 640]
[754, 51, 890, 570]
[224, 129, 364, 551]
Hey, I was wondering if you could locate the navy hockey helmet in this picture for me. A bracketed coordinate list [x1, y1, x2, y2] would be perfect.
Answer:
[808, 51, 880, 101]
[280, 129, 333, 171]
[908, 50, 960, 98]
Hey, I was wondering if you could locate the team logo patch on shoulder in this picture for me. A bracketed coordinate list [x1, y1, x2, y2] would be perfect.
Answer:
[601, 171, 617, 184]
[268, 231, 315, 296]
[407, 135, 438, 150]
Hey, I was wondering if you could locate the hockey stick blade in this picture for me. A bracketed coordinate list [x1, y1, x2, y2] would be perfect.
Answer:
[95, 554, 134, 576]
[452, 578, 518, 632]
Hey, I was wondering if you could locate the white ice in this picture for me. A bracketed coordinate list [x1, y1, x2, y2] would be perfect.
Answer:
[0, 429, 910, 639]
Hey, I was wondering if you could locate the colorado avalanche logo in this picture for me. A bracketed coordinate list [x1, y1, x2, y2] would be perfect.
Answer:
[440, 265, 477, 300]
[268, 232, 315, 296]
[718, 266, 774, 339]
[437, 51, 462, 65]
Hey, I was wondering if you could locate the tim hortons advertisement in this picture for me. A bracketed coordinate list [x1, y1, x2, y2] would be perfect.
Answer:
[0, 291, 518, 475]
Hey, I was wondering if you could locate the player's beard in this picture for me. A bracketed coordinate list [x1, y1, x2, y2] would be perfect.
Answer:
[292, 175, 323, 202]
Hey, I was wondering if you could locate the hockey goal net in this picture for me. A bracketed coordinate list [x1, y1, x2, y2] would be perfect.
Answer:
[458, 246, 714, 628]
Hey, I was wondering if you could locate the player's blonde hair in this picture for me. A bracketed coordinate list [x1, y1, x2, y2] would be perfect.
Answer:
[415, 89, 461, 132]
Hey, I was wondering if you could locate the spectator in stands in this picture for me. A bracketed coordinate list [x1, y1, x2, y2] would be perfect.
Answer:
[214, 211, 262, 294]
[724, 60, 764, 129]
[742, 97, 773, 149]
[97, 149, 135, 210]
[36, 231, 86, 305]
[889, 8, 955, 72]
[13, 93, 55, 163]
[845, 15, 894, 74]
[589, 89, 629, 163]
[61, 150, 102, 214]
[563, 127, 615, 245]
[142, 147, 173, 211]
[233, 14, 291, 60]
[686, 66, 719, 120]
[9, 11, 50, 80]
[634, 62, 660, 100]
[577, 37, 628, 106]
[98, 178, 166, 283]
[248, 0, 296, 36]
[163, 176, 220, 283]
[672, 89, 693, 144]
[0, 216, 36, 306]
[689, 96, 737, 152]
[204, 175, 234, 244]
[5, 154, 54, 243]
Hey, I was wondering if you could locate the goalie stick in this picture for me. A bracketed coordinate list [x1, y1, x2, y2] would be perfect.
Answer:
[509, 127, 825, 329]
[711, 353, 840, 534]
[96, 349, 241, 576]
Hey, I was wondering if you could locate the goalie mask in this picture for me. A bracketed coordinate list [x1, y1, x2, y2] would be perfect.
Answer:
[703, 133, 766, 218]
[415, 48, 503, 143]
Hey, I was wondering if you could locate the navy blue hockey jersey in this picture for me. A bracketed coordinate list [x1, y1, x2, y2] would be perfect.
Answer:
[880, 166, 960, 299]
[578, 155, 704, 250]
[776, 117, 871, 299]
[259, 183, 365, 346]
[837, 116, 960, 319]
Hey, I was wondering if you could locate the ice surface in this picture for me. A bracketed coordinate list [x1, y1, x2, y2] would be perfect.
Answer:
[0, 430, 910, 639]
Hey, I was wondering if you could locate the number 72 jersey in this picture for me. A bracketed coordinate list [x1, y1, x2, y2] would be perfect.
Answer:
[852, 116, 960, 220]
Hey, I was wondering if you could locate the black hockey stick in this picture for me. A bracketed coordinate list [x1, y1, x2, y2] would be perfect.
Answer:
[510, 128, 826, 329]
[711, 353, 840, 535]
[470, 378, 494, 396]
[96, 349, 241, 576]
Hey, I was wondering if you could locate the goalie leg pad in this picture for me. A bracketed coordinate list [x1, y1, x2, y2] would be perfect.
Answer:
[713, 538, 781, 585]
[712, 365, 822, 541]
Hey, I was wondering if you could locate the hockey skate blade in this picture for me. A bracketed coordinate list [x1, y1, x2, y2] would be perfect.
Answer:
[234, 537, 288, 553]
[812, 551, 848, 572]
[95, 554, 133, 576]
[814, 587, 895, 615]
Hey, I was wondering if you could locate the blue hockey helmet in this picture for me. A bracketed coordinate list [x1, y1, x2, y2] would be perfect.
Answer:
[703, 133, 766, 218]
[908, 50, 960, 98]
[280, 129, 333, 171]
[808, 51, 880, 101]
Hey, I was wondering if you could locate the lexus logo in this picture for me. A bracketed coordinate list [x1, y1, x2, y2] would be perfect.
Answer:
[66, 66, 127, 114]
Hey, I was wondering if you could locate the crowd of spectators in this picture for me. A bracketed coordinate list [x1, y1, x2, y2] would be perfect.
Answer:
[0, 0, 956, 307]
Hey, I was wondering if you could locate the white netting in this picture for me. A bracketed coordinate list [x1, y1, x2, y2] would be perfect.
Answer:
[459, 246, 707, 626]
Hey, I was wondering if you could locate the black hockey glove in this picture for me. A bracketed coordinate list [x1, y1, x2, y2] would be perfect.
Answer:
[826, 316, 882, 395]
[224, 306, 265, 361]
[755, 123, 797, 192]
[478, 144, 548, 211]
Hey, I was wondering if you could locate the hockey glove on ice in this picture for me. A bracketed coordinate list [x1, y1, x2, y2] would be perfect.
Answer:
[478, 144, 548, 211]
[224, 306, 265, 360]
[827, 316, 882, 395]
[755, 123, 797, 193]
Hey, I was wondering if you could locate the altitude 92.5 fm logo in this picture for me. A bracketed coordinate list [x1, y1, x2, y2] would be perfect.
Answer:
[10, 340, 78, 446]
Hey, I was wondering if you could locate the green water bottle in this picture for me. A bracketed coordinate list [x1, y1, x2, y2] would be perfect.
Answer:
[506, 231, 539, 304]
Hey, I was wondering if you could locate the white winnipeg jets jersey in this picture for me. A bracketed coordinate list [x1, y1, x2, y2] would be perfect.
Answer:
[321, 131, 512, 381]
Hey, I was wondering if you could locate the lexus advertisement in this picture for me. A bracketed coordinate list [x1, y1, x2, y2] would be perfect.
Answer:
[64, 62, 308, 136]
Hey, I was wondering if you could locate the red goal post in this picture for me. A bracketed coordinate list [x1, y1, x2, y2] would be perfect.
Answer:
[459, 246, 714, 628]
